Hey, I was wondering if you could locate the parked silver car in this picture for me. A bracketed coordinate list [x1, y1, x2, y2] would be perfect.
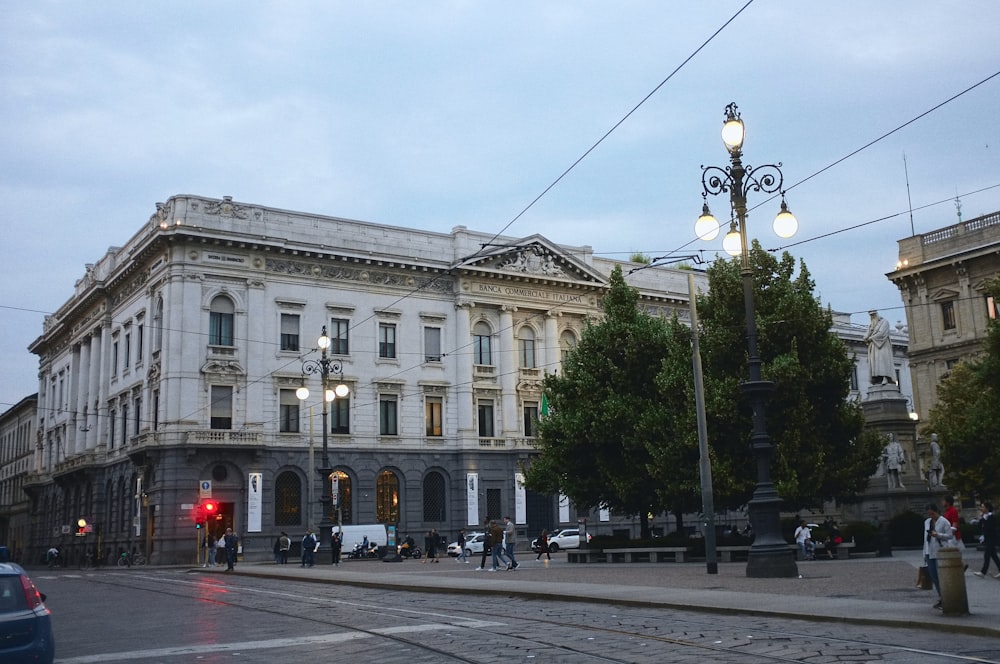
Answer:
[530, 528, 592, 553]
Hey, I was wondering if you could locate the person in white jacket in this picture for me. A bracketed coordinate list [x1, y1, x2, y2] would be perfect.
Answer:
[923, 503, 954, 609]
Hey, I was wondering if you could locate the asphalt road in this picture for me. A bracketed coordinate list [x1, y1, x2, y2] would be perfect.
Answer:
[33, 568, 1000, 664]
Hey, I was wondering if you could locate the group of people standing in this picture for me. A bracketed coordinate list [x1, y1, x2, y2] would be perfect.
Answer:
[202, 528, 239, 570]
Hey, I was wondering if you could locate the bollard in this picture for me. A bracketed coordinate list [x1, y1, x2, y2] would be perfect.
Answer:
[937, 547, 969, 616]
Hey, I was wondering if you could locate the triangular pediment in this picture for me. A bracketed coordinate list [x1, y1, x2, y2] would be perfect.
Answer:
[454, 235, 607, 286]
[930, 287, 960, 302]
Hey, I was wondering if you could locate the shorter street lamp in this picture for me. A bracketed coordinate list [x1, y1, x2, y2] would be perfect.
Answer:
[697, 102, 799, 578]
[297, 326, 349, 550]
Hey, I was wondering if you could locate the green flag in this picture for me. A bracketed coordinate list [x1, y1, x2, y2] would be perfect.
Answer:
[540, 392, 549, 418]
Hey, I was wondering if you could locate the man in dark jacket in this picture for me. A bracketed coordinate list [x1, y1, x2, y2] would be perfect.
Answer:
[974, 501, 1000, 578]
[223, 528, 238, 571]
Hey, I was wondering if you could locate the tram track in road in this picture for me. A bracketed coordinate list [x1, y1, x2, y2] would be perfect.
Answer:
[52, 571, 1000, 664]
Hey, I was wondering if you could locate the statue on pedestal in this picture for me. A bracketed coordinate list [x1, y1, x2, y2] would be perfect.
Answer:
[926, 433, 944, 487]
[864, 310, 896, 385]
[882, 433, 906, 489]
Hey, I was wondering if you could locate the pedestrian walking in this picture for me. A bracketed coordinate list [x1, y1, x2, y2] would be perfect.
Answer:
[223, 528, 239, 571]
[301, 529, 317, 567]
[536, 529, 551, 562]
[456, 529, 468, 564]
[924, 503, 954, 609]
[503, 516, 519, 570]
[973, 501, 1000, 578]
[489, 519, 509, 571]
[424, 528, 440, 562]
[476, 518, 493, 570]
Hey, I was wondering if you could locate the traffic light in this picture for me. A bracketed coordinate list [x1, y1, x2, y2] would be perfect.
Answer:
[203, 501, 217, 517]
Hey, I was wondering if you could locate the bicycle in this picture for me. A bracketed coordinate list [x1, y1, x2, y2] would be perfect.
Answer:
[117, 551, 147, 567]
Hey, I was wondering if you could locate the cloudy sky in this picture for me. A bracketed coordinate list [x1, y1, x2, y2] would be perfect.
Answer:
[2, 1, 999, 412]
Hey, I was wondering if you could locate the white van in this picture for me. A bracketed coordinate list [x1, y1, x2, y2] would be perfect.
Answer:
[333, 524, 388, 553]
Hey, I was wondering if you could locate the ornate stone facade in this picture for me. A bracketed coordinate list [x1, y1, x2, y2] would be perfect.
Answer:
[21, 194, 703, 565]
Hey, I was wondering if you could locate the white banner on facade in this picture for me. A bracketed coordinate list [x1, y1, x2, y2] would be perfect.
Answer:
[514, 472, 526, 524]
[558, 494, 570, 524]
[134, 475, 143, 536]
[599, 506, 610, 522]
[331, 474, 339, 507]
[247, 473, 262, 533]
[466, 473, 479, 526]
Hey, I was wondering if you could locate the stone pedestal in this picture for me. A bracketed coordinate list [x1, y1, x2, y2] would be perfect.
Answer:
[843, 383, 934, 524]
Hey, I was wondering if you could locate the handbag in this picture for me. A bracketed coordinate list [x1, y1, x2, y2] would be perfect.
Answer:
[916, 566, 933, 590]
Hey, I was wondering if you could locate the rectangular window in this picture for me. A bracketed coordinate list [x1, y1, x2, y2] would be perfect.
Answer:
[280, 314, 300, 352]
[330, 318, 350, 355]
[519, 338, 536, 368]
[152, 390, 159, 430]
[425, 396, 443, 437]
[331, 397, 350, 434]
[379, 396, 398, 435]
[523, 402, 539, 437]
[210, 385, 233, 430]
[941, 300, 956, 330]
[379, 323, 397, 359]
[136, 324, 144, 364]
[424, 326, 442, 362]
[477, 400, 495, 437]
[112, 341, 119, 376]
[134, 396, 142, 436]
[120, 402, 129, 445]
[108, 409, 116, 449]
[474, 333, 492, 365]
[850, 366, 858, 391]
[124, 333, 131, 369]
[279, 389, 300, 433]
[209, 311, 235, 346]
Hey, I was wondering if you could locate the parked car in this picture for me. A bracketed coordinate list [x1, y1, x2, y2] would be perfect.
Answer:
[0, 562, 54, 664]
[447, 532, 486, 557]
[531, 528, 592, 554]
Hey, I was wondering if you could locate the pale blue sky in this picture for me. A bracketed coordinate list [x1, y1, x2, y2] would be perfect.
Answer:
[2, 1, 999, 410]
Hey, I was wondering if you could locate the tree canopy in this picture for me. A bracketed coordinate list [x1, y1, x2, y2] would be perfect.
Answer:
[928, 276, 1000, 498]
[524, 248, 882, 529]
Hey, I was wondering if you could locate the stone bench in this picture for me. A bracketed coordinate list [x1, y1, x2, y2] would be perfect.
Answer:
[567, 549, 606, 563]
[715, 541, 857, 562]
[602, 547, 688, 563]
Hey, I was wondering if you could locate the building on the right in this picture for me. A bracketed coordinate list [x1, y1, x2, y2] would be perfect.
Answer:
[888, 209, 1000, 419]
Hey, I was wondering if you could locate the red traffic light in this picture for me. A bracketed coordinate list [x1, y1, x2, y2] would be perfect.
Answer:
[203, 501, 217, 514]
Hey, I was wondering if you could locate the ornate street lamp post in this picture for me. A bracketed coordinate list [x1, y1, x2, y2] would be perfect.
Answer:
[297, 326, 349, 550]
[697, 102, 799, 578]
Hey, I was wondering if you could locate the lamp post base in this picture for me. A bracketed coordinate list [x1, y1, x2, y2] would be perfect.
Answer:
[747, 545, 799, 578]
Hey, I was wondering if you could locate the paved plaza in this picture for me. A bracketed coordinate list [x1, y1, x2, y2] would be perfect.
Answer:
[222, 547, 999, 638]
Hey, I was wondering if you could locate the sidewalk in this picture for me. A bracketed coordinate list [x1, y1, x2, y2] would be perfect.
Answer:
[215, 548, 999, 638]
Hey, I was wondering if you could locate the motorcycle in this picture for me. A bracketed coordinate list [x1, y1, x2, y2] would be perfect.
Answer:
[398, 543, 422, 559]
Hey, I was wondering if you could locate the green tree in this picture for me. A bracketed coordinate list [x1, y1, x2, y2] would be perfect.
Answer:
[692, 242, 882, 510]
[523, 265, 670, 537]
[929, 276, 1000, 498]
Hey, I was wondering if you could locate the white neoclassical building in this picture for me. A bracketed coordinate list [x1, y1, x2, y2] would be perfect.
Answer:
[24, 194, 704, 564]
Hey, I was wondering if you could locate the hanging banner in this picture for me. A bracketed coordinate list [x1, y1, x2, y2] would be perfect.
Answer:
[599, 506, 610, 522]
[558, 494, 570, 524]
[331, 474, 339, 507]
[466, 473, 479, 526]
[247, 472, 262, 533]
[514, 472, 526, 524]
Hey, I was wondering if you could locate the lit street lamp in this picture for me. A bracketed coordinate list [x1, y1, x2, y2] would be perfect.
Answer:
[297, 326, 350, 550]
[697, 102, 799, 578]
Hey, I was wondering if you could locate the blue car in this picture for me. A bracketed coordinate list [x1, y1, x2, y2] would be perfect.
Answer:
[0, 562, 54, 664]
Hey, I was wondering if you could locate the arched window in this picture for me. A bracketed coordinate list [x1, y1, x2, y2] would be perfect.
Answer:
[473, 322, 492, 365]
[274, 471, 302, 526]
[376, 470, 400, 524]
[208, 295, 235, 346]
[333, 470, 352, 525]
[560, 329, 577, 364]
[518, 327, 536, 368]
[422, 471, 446, 522]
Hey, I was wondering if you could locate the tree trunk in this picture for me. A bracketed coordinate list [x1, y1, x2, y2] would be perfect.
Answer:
[639, 513, 651, 539]
[674, 509, 684, 535]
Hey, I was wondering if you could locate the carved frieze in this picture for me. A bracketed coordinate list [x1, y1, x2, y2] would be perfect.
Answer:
[204, 196, 249, 219]
[266, 258, 454, 294]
